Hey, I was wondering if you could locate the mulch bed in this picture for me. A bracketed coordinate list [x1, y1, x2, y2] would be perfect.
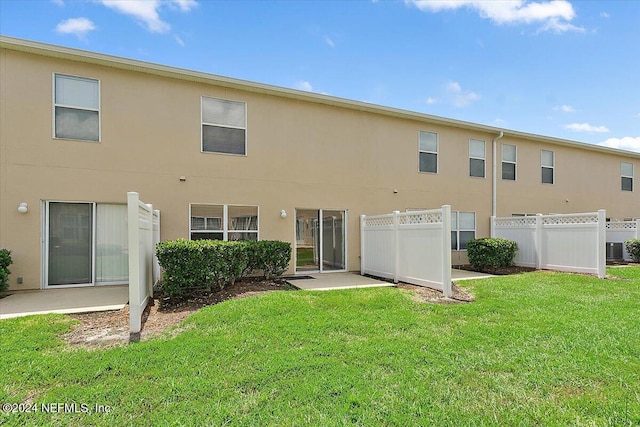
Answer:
[454, 264, 537, 275]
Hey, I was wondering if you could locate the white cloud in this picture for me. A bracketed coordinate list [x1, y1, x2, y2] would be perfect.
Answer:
[600, 11, 610, 18]
[324, 36, 335, 47]
[445, 81, 480, 107]
[99, 0, 197, 33]
[52, 0, 64, 6]
[564, 122, 610, 133]
[426, 97, 438, 104]
[406, 0, 584, 33]
[599, 136, 640, 153]
[296, 81, 314, 92]
[174, 35, 185, 46]
[554, 104, 576, 113]
[636, 113, 640, 119]
[55, 17, 96, 38]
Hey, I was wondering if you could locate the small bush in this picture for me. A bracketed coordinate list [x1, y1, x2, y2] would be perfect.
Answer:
[0, 249, 13, 292]
[155, 239, 291, 298]
[625, 238, 640, 262]
[466, 238, 518, 271]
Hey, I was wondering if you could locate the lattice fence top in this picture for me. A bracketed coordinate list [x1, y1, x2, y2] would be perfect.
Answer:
[606, 221, 637, 230]
[364, 216, 394, 227]
[494, 217, 536, 227]
[542, 214, 598, 225]
[398, 212, 442, 225]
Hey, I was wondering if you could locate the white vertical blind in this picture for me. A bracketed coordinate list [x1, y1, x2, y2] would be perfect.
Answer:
[96, 204, 128, 283]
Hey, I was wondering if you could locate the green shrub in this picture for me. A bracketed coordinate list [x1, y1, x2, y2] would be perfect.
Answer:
[0, 249, 13, 292]
[155, 239, 291, 297]
[466, 238, 518, 271]
[625, 238, 640, 262]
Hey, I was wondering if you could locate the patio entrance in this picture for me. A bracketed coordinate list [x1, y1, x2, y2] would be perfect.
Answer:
[295, 209, 346, 273]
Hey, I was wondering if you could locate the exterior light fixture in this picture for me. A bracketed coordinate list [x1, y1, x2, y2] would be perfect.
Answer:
[280, 210, 287, 218]
[18, 202, 28, 214]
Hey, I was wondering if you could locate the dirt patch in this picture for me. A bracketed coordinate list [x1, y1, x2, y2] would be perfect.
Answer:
[63, 279, 294, 349]
[454, 264, 537, 275]
[397, 282, 474, 304]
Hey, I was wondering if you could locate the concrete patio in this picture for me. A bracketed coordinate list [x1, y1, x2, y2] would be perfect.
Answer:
[287, 269, 494, 291]
[0, 285, 128, 320]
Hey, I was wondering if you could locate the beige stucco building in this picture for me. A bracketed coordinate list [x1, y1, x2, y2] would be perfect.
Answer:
[1, 36, 638, 291]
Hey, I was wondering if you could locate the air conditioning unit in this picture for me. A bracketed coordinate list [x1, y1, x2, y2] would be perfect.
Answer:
[605, 242, 623, 261]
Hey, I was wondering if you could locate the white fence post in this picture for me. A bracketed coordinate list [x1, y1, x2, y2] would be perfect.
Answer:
[442, 205, 452, 298]
[637, 219, 640, 239]
[392, 210, 400, 284]
[597, 210, 606, 279]
[535, 214, 543, 270]
[127, 192, 142, 335]
[490, 216, 495, 238]
[360, 214, 366, 277]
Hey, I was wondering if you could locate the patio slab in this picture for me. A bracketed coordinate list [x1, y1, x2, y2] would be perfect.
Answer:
[0, 285, 128, 320]
[286, 272, 394, 291]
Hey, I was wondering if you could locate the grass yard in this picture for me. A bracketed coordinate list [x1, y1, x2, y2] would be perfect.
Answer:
[1, 268, 639, 426]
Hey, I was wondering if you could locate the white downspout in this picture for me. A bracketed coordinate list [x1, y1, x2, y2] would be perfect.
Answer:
[492, 131, 504, 217]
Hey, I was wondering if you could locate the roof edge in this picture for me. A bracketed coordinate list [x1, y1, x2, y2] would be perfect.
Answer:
[1, 35, 639, 159]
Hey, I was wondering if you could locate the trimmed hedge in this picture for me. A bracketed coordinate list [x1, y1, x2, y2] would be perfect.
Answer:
[155, 239, 291, 297]
[0, 249, 12, 292]
[466, 238, 518, 271]
[624, 238, 640, 262]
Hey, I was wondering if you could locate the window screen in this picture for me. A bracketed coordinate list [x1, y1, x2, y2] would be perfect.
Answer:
[202, 97, 247, 155]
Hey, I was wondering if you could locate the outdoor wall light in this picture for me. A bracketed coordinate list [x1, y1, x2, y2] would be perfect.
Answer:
[280, 210, 287, 218]
[17, 202, 28, 214]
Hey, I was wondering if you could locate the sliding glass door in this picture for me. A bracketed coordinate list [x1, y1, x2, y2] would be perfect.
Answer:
[46, 202, 128, 287]
[295, 209, 346, 273]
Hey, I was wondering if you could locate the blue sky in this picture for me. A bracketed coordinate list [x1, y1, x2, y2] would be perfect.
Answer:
[1, 0, 639, 152]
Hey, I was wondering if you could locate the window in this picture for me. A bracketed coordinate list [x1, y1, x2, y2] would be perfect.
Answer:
[54, 74, 100, 141]
[190, 204, 258, 241]
[502, 144, 517, 180]
[622, 162, 634, 191]
[469, 139, 485, 178]
[202, 97, 246, 155]
[541, 150, 554, 184]
[451, 211, 475, 250]
[419, 131, 438, 173]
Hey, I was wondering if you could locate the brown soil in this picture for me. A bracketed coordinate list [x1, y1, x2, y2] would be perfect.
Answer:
[397, 282, 474, 304]
[63, 279, 294, 349]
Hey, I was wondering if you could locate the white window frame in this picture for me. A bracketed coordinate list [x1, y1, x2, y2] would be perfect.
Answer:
[469, 139, 486, 178]
[201, 96, 247, 156]
[418, 131, 438, 174]
[189, 204, 259, 241]
[501, 144, 517, 181]
[541, 149, 555, 184]
[52, 73, 101, 142]
[621, 162, 634, 192]
[451, 211, 476, 251]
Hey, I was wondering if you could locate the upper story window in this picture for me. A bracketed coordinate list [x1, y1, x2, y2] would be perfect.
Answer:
[419, 131, 438, 173]
[54, 74, 100, 142]
[451, 211, 476, 250]
[502, 144, 517, 180]
[541, 149, 554, 184]
[621, 162, 634, 191]
[469, 139, 486, 178]
[202, 97, 247, 155]
[190, 204, 258, 241]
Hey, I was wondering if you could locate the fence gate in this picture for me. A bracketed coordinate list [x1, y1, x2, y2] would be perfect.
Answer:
[360, 205, 452, 297]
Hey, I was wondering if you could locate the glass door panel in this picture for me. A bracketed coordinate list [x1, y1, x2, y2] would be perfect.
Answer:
[295, 209, 320, 272]
[322, 210, 345, 271]
[48, 202, 93, 285]
[96, 204, 128, 283]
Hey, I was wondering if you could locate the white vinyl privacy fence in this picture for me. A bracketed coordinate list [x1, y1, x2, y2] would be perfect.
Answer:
[606, 220, 639, 261]
[127, 192, 160, 335]
[360, 206, 452, 297]
[491, 211, 606, 278]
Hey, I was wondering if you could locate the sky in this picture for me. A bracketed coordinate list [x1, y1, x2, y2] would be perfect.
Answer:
[1, 0, 639, 152]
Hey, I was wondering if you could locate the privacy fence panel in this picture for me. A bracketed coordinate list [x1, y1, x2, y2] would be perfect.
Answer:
[361, 206, 452, 297]
[127, 192, 160, 335]
[492, 211, 606, 278]
[606, 220, 639, 261]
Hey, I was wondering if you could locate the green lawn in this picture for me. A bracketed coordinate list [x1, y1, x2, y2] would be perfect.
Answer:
[1, 268, 639, 426]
